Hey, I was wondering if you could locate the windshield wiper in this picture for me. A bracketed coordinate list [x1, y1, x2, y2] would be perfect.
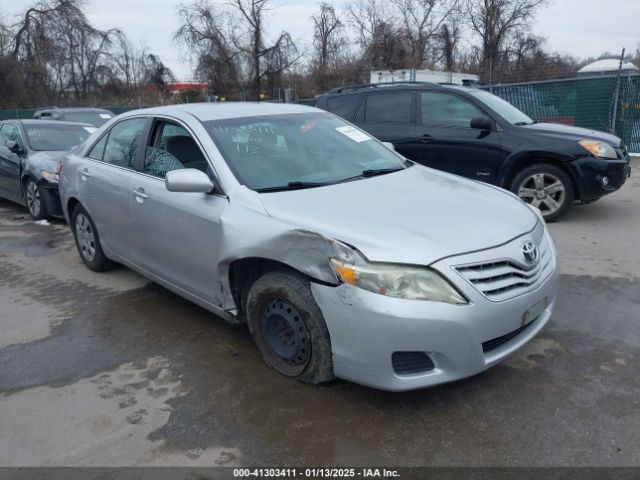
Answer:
[255, 181, 329, 193]
[337, 166, 406, 184]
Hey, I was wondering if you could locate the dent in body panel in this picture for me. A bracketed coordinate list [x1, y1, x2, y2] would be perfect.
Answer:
[214, 202, 356, 313]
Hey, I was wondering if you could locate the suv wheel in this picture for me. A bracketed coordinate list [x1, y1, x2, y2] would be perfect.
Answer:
[71, 204, 115, 272]
[25, 178, 47, 220]
[510, 164, 574, 222]
[246, 270, 334, 384]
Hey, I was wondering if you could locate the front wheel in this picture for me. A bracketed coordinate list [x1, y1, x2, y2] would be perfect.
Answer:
[510, 164, 575, 222]
[71, 204, 115, 272]
[246, 271, 334, 384]
[25, 178, 47, 220]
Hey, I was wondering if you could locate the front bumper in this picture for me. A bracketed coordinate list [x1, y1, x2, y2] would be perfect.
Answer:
[311, 228, 559, 391]
[38, 180, 63, 218]
[572, 155, 631, 202]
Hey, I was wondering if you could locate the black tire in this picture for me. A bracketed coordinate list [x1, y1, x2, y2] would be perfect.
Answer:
[70, 204, 115, 272]
[510, 163, 575, 223]
[24, 178, 47, 221]
[246, 270, 334, 384]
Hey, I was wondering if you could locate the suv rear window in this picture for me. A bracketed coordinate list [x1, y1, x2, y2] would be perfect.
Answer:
[365, 92, 412, 124]
[327, 95, 361, 121]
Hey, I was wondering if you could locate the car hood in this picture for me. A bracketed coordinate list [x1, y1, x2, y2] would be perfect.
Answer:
[258, 166, 538, 266]
[520, 122, 621, 146]
[27, 150, 66, 172]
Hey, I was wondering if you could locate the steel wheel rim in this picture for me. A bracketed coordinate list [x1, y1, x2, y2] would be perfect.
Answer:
[518, 173, 566, 216]
[26, 181, 40, 217]
[259, 297, 310, 376]
[75, 213, 96, 262]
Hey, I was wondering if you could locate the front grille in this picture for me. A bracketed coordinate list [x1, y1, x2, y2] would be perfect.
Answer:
[482, 321, 534, 353]
[392, 352, 435, 375]
[454, 226, 554, 302]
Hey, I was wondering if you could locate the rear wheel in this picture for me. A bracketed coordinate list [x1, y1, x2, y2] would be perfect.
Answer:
[246, 271, 334, 384]
[71, 204, 115, 272]
[25, 178, 47, 220]
[510, 164, 574, 222]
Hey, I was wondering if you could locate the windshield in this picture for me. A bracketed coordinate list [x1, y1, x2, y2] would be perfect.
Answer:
[24, 124, 96, 151]
[64, 111, 114, 127]
[469, 90, 534, 125]
[204, 113, 408, 191]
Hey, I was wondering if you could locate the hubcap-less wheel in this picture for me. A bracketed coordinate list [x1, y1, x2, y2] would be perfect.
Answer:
[517, 173, 566, 216]
[260, 297, 311, 376]
[75, 213, 96, 262]
[26, 181, 41, 217]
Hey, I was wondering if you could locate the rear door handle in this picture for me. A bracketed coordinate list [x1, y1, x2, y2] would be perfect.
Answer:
[80, 168, 91, 178]
[420, 134, 432, 144]
[133, 187, 148, 201]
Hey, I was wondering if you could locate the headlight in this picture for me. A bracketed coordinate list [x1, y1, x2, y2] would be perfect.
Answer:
[330, 257, 467, 304]
[527, 203, 545, 223]
[41, 171, 59, 183]
[578, 140, 617, 159]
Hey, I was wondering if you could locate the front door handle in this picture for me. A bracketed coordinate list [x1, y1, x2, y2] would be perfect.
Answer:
[80, 168, 91, 178]
[133, 187, 148, 201]
[420, 134, 433, 144]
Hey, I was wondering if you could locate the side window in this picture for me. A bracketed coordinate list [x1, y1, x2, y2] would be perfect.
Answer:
[144, 121, 207, 178]
[421, 92, 484, 127]
[327, 95, 362, 121]
[87, 133, 109, 161]
[102, 118, 146, 168]
[364, 92, 413, 124]
[0, 124, 23, 148]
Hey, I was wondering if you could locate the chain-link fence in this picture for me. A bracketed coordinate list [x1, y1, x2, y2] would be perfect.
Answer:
[486, 74, 640, 153]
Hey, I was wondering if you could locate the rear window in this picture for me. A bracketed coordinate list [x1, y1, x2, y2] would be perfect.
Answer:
[327, 95, 362, 121]
[24, 124, 95, 151]
[365, 92, 413, 124]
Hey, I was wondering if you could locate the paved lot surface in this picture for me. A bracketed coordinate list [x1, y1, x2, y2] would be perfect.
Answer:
[0, 161, 639, 467]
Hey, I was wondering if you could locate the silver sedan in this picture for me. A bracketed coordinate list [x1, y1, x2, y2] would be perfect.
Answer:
[59, 103, 559, 391]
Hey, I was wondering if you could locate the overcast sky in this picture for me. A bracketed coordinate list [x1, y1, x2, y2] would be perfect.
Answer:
[3, 0, 640, 79]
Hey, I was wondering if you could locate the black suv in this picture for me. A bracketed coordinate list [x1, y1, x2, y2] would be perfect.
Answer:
[316, 83, 631, 221]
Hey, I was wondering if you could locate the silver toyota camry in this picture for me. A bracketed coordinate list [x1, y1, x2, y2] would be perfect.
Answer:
[59, 103, 559, 391]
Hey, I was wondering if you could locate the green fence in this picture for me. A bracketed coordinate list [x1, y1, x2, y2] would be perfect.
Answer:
[487, 75, 640, 152]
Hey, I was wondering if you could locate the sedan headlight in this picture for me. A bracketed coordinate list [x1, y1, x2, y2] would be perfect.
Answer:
[41, 171, 59, 183]
[578, 140, 617, 159]
[330, 257, 467, 304]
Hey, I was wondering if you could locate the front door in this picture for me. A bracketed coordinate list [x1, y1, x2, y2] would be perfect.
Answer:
[407, 91, 504, 184]
[130, 118, 226, 306]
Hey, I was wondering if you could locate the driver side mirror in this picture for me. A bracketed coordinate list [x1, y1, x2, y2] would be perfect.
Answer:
[6, 140, 23, 155]
[165, 168, 215, 193]
[470, 117, 493, 131]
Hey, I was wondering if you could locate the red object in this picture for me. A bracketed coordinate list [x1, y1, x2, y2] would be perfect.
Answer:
[167, 82, 208, 92]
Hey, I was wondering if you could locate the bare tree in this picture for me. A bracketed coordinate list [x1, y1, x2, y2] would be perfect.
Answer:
[228, 0, 298, 99]
[465, 0, 548, 84]
[311, 2, 345, 91]
[175, 1, 241, 96]
[392, 0, 461, 68]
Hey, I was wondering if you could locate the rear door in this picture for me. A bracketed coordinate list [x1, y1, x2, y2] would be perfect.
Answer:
[78, 117, 149, 259]
[129, 117, 226, 305]
[0, 123, 26, 202]
[407, 91, 504, 183]
[353, 91, 417, 159]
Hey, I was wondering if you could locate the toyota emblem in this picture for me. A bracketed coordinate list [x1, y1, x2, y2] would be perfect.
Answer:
[522, 242, 539, 263]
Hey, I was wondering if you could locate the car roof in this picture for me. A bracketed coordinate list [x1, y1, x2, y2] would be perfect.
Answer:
[129, 102, 319, 122]
[7, 119, 95, 127]
[323, 82, 477, 96]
